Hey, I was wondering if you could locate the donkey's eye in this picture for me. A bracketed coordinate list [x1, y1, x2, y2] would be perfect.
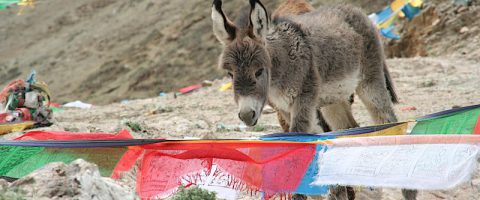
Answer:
[255, 68, 264, 78]
[227, 72, 233, 78]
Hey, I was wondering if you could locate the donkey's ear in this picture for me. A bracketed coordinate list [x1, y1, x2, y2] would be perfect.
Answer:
[212, 0, 236, 45]
[249, 0, 269, 41]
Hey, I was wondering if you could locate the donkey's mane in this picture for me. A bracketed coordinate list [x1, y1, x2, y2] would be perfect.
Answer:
[271, 18, 306, 37]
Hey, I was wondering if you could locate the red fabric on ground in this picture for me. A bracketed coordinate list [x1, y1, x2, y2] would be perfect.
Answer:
[178, 84, 202, 94]
[15, 129, 133, 140]
[136, 142, 316, 199]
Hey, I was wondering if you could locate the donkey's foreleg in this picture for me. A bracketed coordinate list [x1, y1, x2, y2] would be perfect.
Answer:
[289, 92, 317, 132]
[276, 110, 290, 132]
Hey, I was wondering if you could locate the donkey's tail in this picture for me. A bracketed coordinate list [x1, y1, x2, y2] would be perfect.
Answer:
[384, 63, 399, 104]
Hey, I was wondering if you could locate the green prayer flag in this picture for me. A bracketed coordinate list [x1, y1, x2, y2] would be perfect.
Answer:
[0, 146, 127, 178]
[411, 107, 480, 135]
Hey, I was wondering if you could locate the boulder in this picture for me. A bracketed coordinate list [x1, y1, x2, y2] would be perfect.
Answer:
[6, 159, 136, 200]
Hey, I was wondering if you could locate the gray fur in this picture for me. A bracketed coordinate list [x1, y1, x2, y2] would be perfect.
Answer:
[262, 5, 399, 131]
[212, 1, 415, 199]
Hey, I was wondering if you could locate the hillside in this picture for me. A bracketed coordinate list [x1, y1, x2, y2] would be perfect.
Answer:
[1, 0, 388, 104]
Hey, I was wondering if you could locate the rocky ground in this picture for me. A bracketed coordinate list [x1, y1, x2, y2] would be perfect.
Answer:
[2, 56, 479, 199]
[0, 159, 136, 200]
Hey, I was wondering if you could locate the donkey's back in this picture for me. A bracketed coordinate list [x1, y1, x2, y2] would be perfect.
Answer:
[284, 5, 382, 74]
[288, 5, 398, 102]
[277, 5, 397, 108]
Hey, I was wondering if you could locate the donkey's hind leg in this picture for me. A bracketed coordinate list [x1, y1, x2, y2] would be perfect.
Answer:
[321, 98, 358, 130]
[277, 108, 332, 133]
[322, 99, 358, 200]
[356, 79, 417, 200]
[356, 80, 397, 124]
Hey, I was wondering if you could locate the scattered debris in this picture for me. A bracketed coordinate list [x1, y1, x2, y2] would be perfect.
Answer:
[202, 80, 214, 87]
[216, 123, 247, 132]
[150, 105, 174, 115]
[63, 100, 93, 109]
[0, 70, 53, 134]
[49, 102, 63, 112]
[219, 82, 232, 92]
[401, 106, 417, 111]
[368, 0, 424, 40]
[0, 0, 36, 15]
[125, 121, 152, 135]
[0, 121, 35, 135]
[178, 84, 202, 95]
[125, 121, 142, 132]
[459, 26, 469, 33]
[253, 124, 267, 132]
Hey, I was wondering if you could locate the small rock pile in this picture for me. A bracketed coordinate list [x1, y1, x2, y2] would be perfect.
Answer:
[0, 159, 136, 200]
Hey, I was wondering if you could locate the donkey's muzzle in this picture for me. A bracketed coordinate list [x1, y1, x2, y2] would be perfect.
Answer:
[238, 110, 257, 126]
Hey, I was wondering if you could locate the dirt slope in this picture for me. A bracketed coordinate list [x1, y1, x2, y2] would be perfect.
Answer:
[386, 0, 480, 60]
[0, 0, 388, 104]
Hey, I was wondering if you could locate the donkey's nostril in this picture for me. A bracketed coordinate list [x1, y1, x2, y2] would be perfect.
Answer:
[239, 110, 256, 125]
[245, 110, 254, 120]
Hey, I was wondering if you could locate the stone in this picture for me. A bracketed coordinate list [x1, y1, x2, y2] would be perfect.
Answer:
[453, 0, 472, 7]
[459, 26, 470, 33]
[7, 159, 136, 200]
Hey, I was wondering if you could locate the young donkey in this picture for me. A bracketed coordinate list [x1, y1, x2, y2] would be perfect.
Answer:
[212, 0, 397, 132]
[212, 0, 416, 199]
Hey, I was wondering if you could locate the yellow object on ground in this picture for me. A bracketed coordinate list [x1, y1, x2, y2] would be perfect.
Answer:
[0, 121, 35, 135]
[17, 0, 35, 15]
[219, 82, 232, 92]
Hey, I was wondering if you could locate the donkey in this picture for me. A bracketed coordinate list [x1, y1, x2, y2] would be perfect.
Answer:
[211, 0, 416, 199]
[272, 0, 314, 22]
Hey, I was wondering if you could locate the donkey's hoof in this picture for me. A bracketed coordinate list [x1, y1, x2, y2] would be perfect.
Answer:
[402, 189, 417, 200]
[328, 185, 355, 200]
[292, 194, 308, 200]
